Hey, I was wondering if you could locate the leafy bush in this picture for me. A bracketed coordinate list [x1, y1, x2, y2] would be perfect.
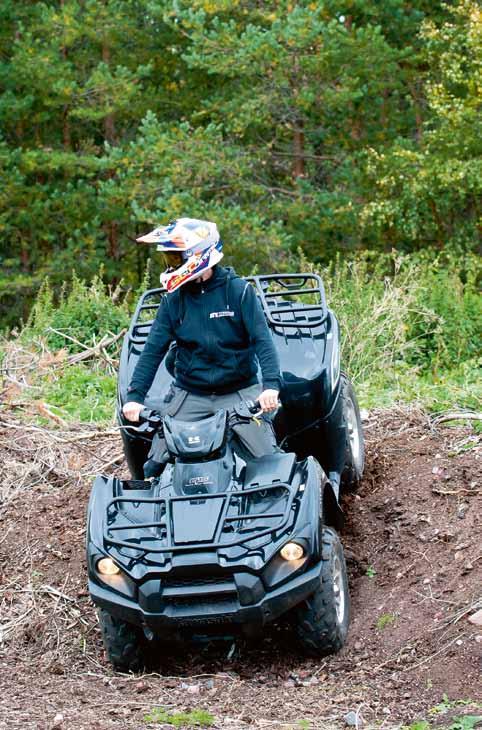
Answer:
[13, 251, 480, 424]
[406, 252, 481, 371]
[25, 273, 130, 354]
[305, 249, 481, 411]
[321, 252, 437, 384]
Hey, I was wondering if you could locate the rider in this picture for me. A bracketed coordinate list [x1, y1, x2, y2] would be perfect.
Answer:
[123, 218, 281, 472]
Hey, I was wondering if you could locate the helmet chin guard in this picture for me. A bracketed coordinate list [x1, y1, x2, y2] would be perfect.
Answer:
[160, 244, 223, 292]
[136, 218, 223, 292]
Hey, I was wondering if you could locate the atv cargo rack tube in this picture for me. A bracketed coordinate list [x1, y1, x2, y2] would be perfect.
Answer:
[128, 288, 165, 346]
[104, 482, 296, 556]
[126, 273, 328, 348]
[245, 273, 328, 329]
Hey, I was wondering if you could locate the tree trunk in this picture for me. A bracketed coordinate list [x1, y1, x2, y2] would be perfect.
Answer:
[60, 0, 71, 149]
[292, 120, 305, 178]
[101, 18, 118, 260]
[408, 81, 423, 144]
[102, 41, 116, 144]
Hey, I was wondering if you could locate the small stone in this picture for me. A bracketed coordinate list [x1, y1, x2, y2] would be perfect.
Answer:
[455, 639, 463, 646]
[468, 609, 482, 627]
[135, 681, 149, 694]
[187, 684, 200, 694]
[344, 711, 364, 727]
[52, 714, 64, 729]
[475, 635, 482, 643]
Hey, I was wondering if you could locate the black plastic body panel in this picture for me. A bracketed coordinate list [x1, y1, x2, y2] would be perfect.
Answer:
[86, 453, 334, 634]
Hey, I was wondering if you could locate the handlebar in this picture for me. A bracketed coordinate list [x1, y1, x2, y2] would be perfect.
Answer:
[133, 400, 266, 432]
[245, 399, 263, 416]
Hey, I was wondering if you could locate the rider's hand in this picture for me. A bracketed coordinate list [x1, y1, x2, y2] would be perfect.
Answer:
[122, 401, 144, 422]
[258, 389, 279, 413]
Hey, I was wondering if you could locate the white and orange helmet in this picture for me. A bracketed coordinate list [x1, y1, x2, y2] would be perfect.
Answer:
[137, 218, 223, 292]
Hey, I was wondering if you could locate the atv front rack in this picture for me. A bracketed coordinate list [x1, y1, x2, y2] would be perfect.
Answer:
[103, 482, 297, 558]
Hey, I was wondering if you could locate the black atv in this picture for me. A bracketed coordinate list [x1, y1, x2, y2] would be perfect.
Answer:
[86, 274, 364, 671]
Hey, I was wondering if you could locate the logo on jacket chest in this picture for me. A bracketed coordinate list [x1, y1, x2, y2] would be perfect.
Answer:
[209, 310, 235, 319]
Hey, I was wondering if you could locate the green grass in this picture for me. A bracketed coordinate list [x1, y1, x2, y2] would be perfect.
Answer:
[376, 612, 396, 630]
[34, 363, 116, 424]
[7, 250, 480, 425]
[404, 696, 482, 730]
[143, 707, 215, 727]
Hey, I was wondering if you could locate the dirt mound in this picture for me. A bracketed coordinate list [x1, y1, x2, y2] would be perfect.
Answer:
[0, 408, 480, 729]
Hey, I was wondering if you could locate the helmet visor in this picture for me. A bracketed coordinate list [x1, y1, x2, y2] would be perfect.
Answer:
[161, 251, 186, 270]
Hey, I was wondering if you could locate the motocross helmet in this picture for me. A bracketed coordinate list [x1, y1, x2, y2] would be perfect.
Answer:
[136, 218, 223, 292]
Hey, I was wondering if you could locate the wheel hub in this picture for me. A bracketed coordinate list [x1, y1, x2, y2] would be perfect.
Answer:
[346, 399, 362, 468]
[333, 553, 346, 624]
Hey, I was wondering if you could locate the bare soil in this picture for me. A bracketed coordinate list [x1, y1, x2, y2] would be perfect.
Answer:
[0, 407, 480, 730]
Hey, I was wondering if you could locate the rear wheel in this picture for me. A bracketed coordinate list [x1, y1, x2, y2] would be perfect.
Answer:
[98, 609, 146, 672]
[340, 374, 365, 490]
[295, 527, 350, 655]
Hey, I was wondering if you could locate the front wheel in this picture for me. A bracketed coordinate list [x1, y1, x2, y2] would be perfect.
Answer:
[295, 527, 350, 655]
[98, 609, 146, 672]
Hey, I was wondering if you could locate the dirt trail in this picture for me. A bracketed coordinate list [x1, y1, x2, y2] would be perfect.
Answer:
[0, 407, 480, 730]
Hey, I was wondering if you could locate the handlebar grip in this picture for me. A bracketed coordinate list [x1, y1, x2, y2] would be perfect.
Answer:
[246, 399, 262, 415]
[139, 408, 152, 423]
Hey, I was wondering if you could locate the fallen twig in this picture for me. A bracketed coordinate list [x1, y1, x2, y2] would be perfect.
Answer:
[432, 411, 482, 425]
[35, 402, 68, 427]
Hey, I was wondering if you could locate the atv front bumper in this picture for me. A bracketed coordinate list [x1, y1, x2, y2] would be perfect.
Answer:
[89, 562, 322, 634]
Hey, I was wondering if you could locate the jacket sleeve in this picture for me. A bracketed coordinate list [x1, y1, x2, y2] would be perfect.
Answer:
[126, 297, 174, 404]
[241, 284, 281, 391]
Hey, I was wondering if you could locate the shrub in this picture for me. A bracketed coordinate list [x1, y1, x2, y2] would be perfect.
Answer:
[25, 273, 130, 354]
[294, 248, 481, 411]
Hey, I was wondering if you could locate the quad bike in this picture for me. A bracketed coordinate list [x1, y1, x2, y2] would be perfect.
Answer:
[86, 273, 365, 670]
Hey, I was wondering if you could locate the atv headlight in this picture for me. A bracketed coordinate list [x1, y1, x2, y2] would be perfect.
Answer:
[280, 542, 304, 561]
[97, 557, 121, 576]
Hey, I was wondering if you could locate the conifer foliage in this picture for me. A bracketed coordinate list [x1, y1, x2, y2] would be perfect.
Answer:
[0, 1, 480, 326]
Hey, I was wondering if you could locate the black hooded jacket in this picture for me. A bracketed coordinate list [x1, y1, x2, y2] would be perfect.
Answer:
[127, 266, 281, 402]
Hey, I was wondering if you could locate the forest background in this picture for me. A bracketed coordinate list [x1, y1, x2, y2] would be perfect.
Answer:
[0, 0, 480, 419]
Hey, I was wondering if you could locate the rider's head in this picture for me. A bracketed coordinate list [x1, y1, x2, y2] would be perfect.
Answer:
[136, 218, 223, 293]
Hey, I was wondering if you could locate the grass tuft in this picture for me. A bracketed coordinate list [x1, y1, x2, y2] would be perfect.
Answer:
[143, 707, 215, 727]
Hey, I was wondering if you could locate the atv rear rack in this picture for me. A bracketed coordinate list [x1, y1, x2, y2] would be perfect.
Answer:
[104, 482, 297, 557]
[246, 273, 328, 329]
[128, 288, 165, 346]
[126, 273, 328, 349]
